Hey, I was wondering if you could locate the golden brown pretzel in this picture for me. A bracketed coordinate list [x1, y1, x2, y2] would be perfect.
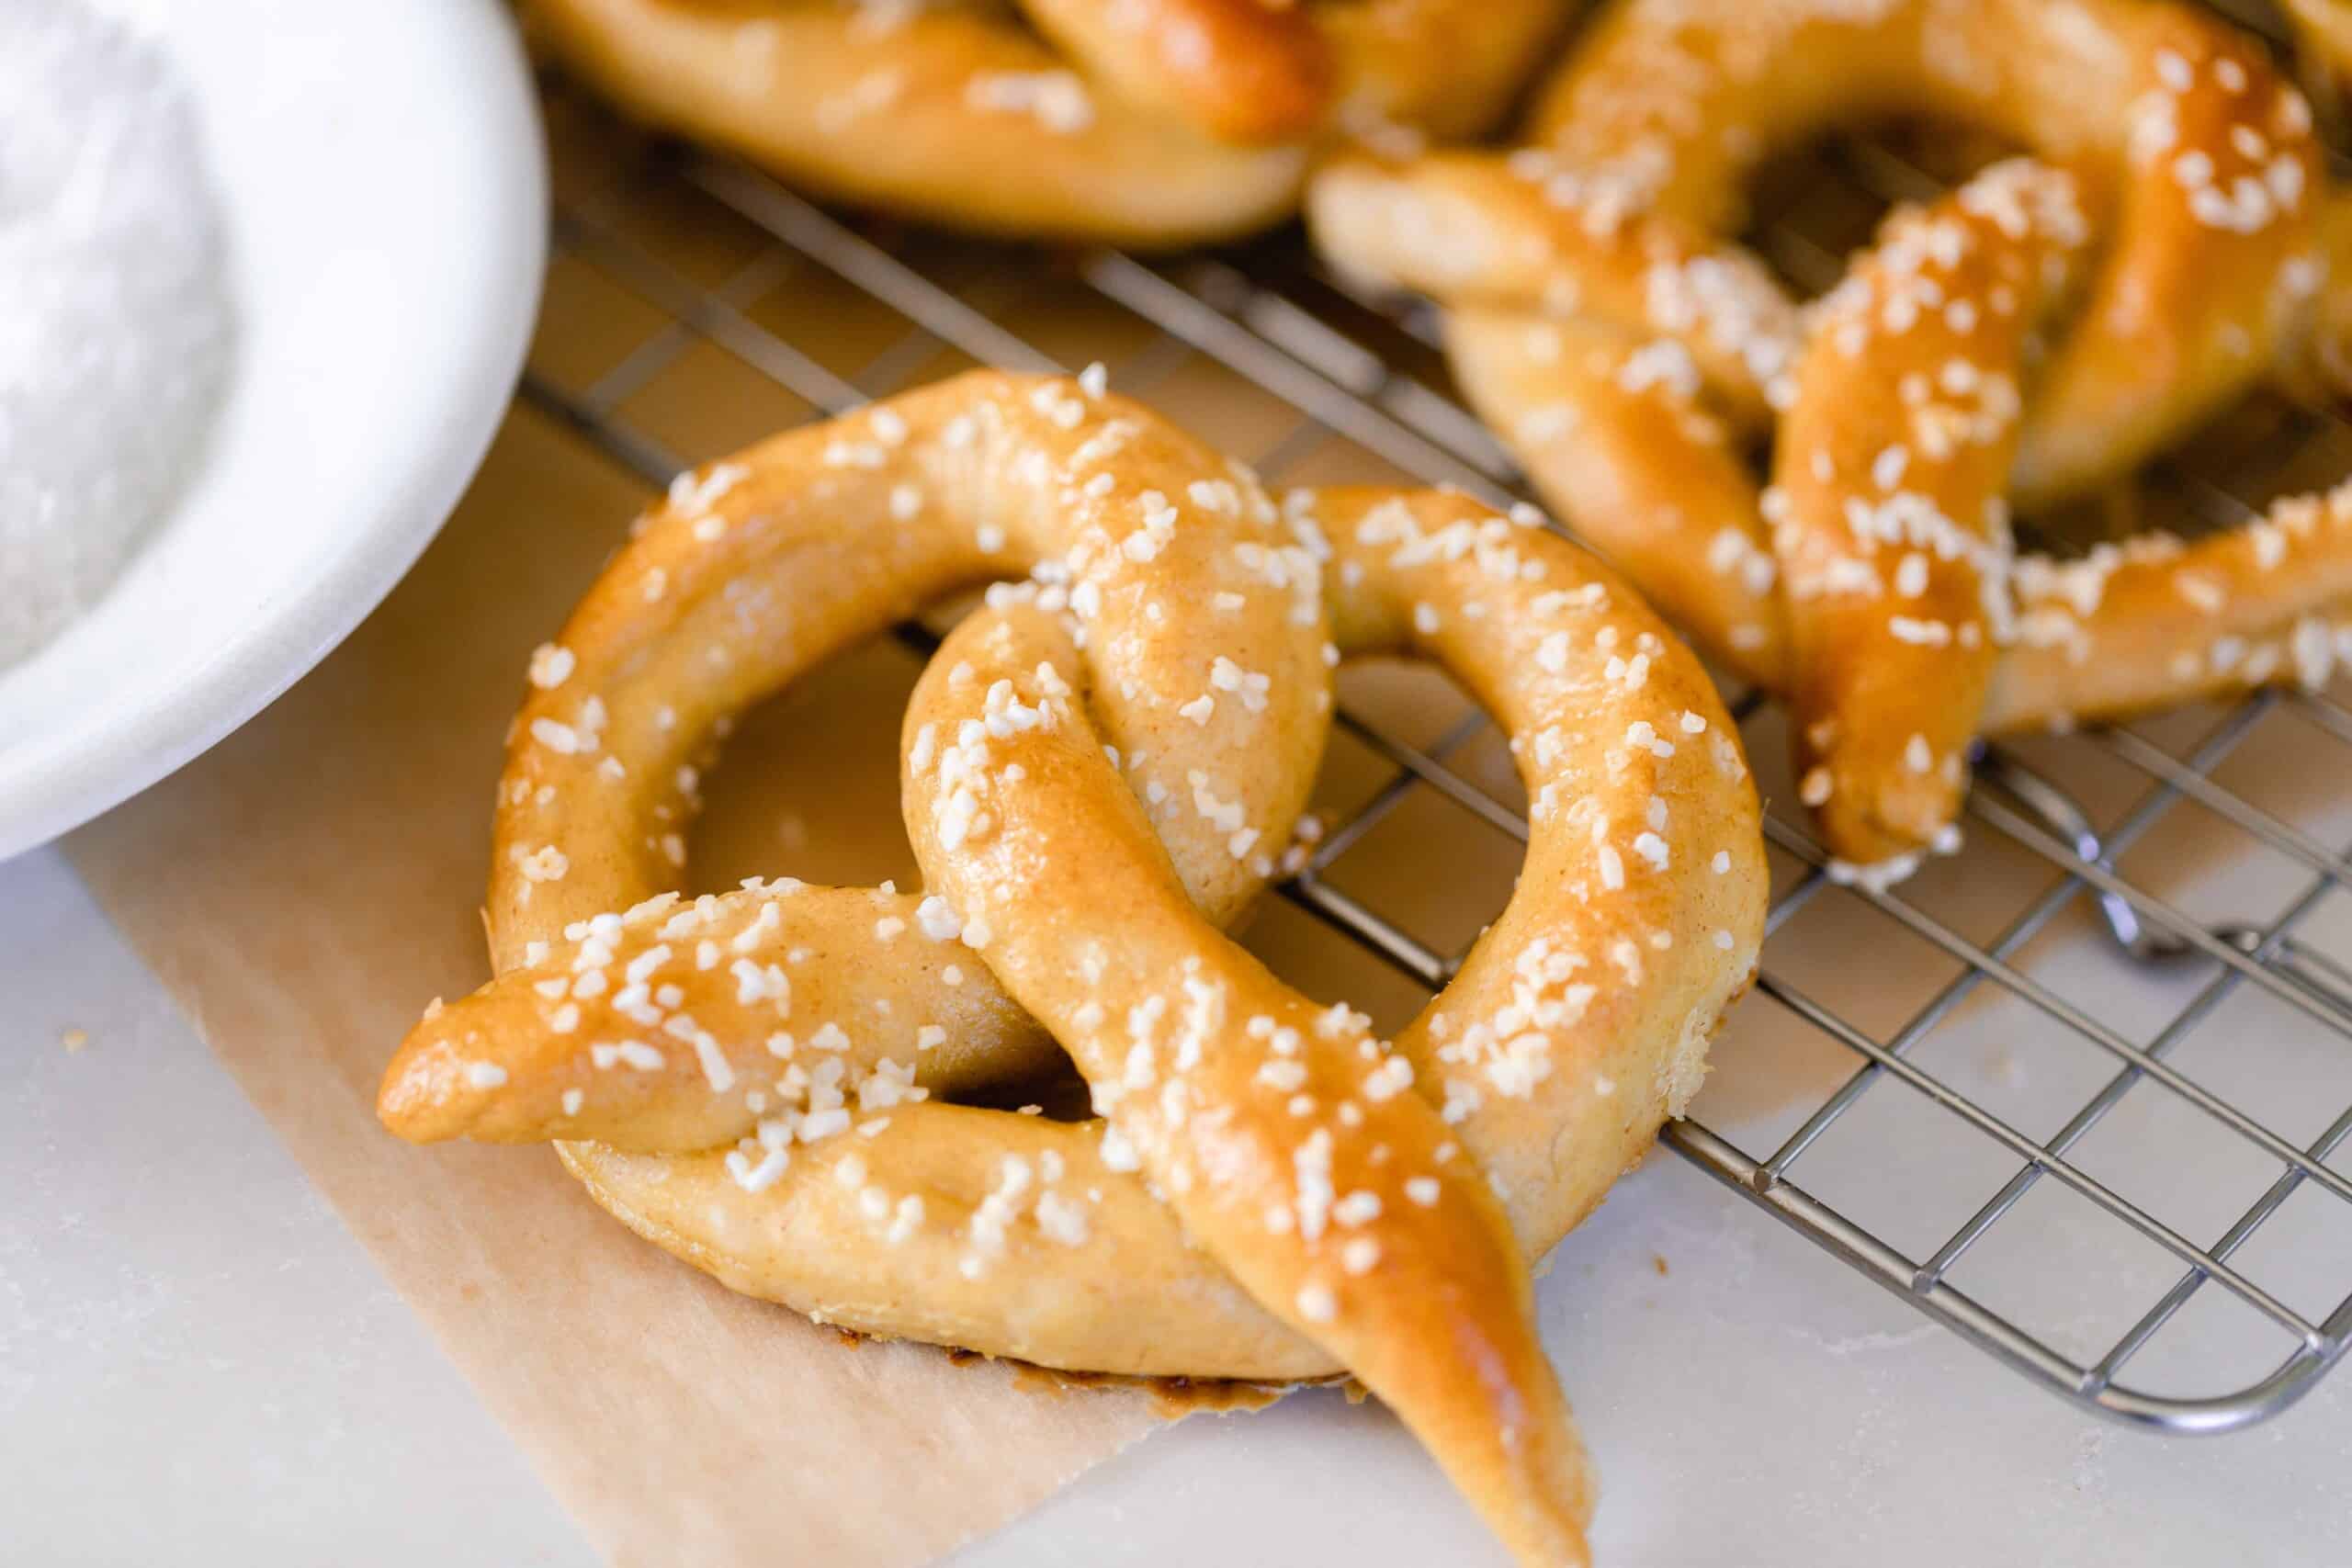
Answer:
[522, 0, 1572, 244]
[1309, 0, 2352, 880]
[390, 369, 1329, 1139]
[1769, 164, 2091, 865]
[1314, 0, 2335, 497]
[378, 372, 1768, 1566]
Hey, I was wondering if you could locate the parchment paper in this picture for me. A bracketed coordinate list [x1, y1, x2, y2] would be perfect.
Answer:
[62, 405, 1170, 1568]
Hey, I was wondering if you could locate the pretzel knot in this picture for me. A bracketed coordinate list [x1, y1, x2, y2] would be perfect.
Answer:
[378, 370, 1766, 1566]
[522, 0, 1571, 245]
[1310, 0, 2352, 882]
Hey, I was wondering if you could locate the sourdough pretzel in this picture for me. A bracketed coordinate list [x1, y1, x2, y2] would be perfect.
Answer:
[522, 0, 1571, 245]
[378, 372, 1767, 1566]
[1309, 0, 2352, 879]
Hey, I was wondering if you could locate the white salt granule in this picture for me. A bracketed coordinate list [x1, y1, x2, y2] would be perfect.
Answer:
[1, 0, 236, 670]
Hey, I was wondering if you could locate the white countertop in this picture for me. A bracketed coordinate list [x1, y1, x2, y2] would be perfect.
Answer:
[5, 837, 2346, 1566]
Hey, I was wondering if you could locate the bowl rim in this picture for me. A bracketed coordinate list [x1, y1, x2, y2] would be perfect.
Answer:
[0, 0, 548, 863]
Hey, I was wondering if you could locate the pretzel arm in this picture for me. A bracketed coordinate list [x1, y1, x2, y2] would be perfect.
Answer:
[1985, 486, 2352, 731]
[1443, 306, 1785, 681]
[2013, 11, 2324, 506]
[1771, 163, 2093, 869]
[379, 884, 1048, 1150]
[904, 602, 1596, 1565]
[1307, 149, 1797, 426]
[377, 356, 1765, 1561]
[481, 371, 1328, 964]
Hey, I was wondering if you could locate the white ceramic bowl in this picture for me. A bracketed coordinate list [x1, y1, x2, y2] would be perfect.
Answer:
[0, 0, 546, 861]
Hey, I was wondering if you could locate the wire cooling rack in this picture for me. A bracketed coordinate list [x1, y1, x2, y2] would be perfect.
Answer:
[519, 35, 2352, 1434]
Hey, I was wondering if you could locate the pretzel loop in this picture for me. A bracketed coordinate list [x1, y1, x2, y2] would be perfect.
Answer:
[383, 372, 1328, 1153]
[379, 376, 1768, 1568]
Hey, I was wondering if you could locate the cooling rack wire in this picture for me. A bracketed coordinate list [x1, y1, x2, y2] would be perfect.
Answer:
[514, 6, 2352, 1437]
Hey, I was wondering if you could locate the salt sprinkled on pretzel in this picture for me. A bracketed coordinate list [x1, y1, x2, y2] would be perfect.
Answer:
[1773, 161, 2091, 867]
[521, 0, 1573, 245]
[1309, 0, 2352, 881]
[379, 374, 1766, 1567]
[389, 370, 1329, 1145]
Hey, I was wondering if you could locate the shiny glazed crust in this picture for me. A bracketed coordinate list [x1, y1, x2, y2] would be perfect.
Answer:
[378, 373, 1769, 1567]
[1308, 0, 2352, 879]
[521, 0, 1570, 245]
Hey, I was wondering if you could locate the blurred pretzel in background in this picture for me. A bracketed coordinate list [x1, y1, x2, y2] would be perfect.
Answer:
[522, 0, 1574, 244]
[379, 371, 1769, 1567]
[1310, 0, 2352, 884]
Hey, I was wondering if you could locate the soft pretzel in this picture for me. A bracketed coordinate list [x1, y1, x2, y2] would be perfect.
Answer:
[521, 0, 1572, 245]
[388, 369, 1329, 1137]
[1309, 0, 2352, 881]
[378, 372, 1768, 1566]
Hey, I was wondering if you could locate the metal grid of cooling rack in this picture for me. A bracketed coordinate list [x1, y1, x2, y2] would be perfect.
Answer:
[523, 53, 2352, 1433]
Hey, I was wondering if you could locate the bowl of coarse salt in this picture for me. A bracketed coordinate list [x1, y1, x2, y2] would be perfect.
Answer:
[0, 0, 544, 861]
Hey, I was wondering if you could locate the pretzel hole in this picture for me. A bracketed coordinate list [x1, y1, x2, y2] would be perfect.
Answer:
[687, 629, 931, 892]
[1738, 119, 2025, 297]
[685, 577, 1010, 891]
[2034, 385, 2352, 552]
[676, 617, 1589, 1111]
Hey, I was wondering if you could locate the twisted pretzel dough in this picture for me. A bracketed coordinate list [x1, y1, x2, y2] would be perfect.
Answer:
[379, 373, 1767, 1566]
[1309, 0, 2352, 879]
[522, 0, 1571, 245]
